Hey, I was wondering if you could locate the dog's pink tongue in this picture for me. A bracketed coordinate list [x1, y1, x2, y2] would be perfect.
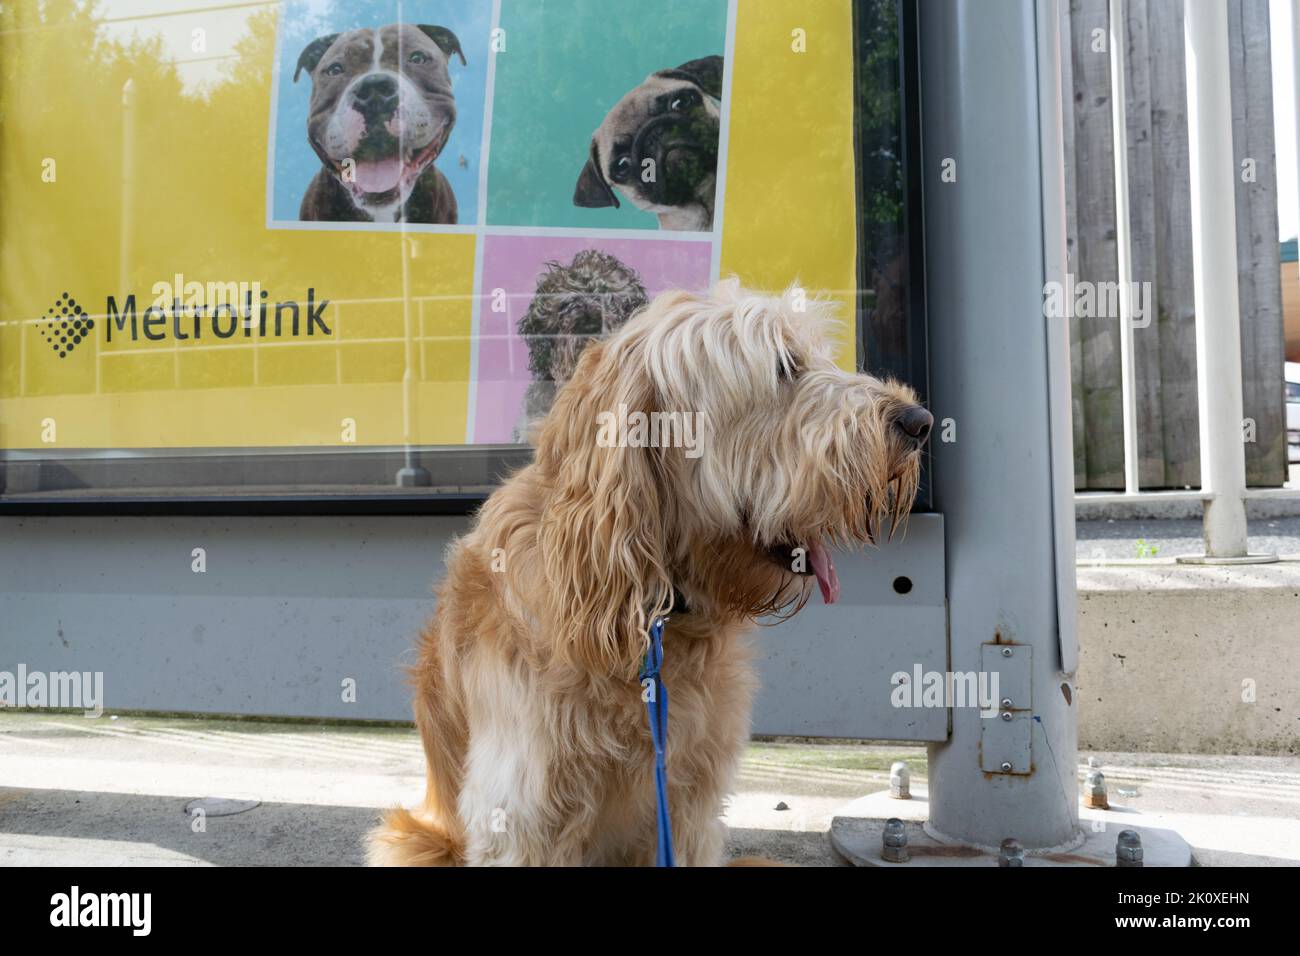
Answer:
[354, 158, 403, 193]
[807, 541, 840, 605]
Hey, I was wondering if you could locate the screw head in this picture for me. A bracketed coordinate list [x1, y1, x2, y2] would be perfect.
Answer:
[1000, 761, 1013, 772]
[1001, 647, 1013, 657]
[1001, 711, 1014, 721]
[1000, 697, 1013, 708]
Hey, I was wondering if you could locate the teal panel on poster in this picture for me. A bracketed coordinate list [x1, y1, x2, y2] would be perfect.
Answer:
[487, 0, 728, 228]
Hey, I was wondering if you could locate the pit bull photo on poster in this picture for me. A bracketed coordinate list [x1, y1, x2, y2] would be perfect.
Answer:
[294, 23, 465, 224]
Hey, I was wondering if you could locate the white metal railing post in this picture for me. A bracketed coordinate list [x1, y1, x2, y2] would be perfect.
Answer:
[1109, 0, 1141, 495]
[1181, 0, 1252, 559]
[1293, 1, 1300, 307]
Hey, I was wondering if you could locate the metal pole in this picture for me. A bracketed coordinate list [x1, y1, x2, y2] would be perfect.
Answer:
[1181, 0, 1251, 559]
[395, 0, 430, 492]
[396, 234, 430, 488]
[817, 0, 1189, 866]
[1044, 0, 1079, 679]
[1109, 0, 1141, 495]
[114, 79, 135, 398]
[1292, 0, 1300, 308]
[921, 0, 1078, 851]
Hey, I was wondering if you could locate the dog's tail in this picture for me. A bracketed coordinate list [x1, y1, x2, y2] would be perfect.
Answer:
[367, 807, 465, 867]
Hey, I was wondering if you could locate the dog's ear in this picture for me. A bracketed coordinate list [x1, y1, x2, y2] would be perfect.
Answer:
[574, 140, 619, 209]
[294, 34, 340, 82]
[654, 55, 724, 99]
[418, 25, 467, 66]
[534, 339, 672, 677]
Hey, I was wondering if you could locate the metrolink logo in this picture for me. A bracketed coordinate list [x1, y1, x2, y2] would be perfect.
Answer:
[38, 275, 333, 359]
[37, 292, 95, 358]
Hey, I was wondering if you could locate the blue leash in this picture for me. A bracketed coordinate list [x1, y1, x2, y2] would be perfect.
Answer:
[640, 616, 674, 867]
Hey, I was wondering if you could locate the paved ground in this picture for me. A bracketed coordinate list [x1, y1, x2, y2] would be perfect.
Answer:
[1076, 516, 1300, 560]
[1, 712, 1297, 866]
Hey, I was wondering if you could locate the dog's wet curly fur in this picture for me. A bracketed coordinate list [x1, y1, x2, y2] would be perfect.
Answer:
[370, 279, 928, 866]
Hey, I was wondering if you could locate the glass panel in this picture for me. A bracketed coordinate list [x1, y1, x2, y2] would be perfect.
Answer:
[857, 0, 905, 374]
[0, 0, 922, 508]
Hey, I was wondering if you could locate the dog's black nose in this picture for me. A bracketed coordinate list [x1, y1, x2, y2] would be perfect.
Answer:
[353, 74, 399, 115]
[894, 404, 933, 442]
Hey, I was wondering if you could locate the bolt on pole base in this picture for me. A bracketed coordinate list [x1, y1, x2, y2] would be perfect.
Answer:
[829, 787, 1192, 868]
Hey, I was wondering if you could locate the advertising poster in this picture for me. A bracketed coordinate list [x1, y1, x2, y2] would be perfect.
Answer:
[0, 0, 857, 452]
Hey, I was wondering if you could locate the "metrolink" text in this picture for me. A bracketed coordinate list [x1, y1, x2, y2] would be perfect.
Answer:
[105, 288, 331, 341]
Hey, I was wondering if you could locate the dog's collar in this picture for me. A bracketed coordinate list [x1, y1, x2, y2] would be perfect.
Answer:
[644, 586, 689, 621]
[656, 586, 689, 616]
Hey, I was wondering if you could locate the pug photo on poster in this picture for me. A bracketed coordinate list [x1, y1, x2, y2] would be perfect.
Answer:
[572, 56, 723, 232]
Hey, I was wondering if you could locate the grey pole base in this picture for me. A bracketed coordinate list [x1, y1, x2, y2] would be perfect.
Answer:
[395, 466, 432, 487]
[1175, 553, 1280, 565]
[829, 787, 1192, 867]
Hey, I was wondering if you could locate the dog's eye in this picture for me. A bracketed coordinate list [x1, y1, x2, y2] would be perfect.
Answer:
[408, 51, 430, 64]
[325, 62, 345, 76]
[669, 90, 699, 111]
[611, 155, 632, 182]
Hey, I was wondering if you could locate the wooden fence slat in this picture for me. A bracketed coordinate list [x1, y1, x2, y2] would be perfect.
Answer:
[1228, 0, 1288, 486]
[1071, 0, 1126, 488]
[1122, 0, 1169, 486]
[1143, 0, 1201, 488]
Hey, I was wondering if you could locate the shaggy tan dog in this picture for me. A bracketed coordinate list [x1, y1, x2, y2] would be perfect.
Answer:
[369, 280, 931, 866]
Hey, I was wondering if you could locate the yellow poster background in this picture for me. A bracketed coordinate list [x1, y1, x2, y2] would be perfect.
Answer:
[722, 1, 859, 365]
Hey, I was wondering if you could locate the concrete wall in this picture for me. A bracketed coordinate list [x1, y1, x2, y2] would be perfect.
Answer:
[1077, 562, 1300, 754]
[1075, 497, 1300, 521]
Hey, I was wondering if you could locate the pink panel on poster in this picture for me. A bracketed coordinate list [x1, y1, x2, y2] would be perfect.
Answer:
[472, 235, 714, 443]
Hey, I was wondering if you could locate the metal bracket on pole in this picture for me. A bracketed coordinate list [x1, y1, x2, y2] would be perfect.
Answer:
[979, 643, 1031, 776]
